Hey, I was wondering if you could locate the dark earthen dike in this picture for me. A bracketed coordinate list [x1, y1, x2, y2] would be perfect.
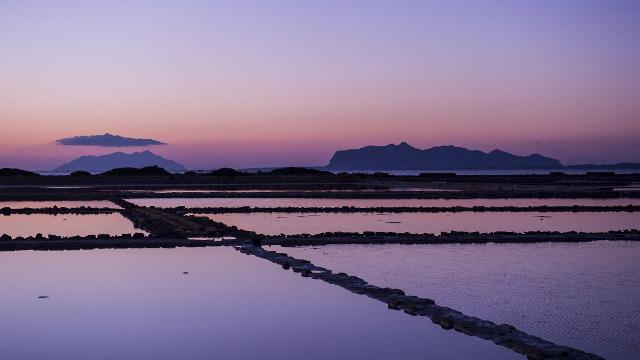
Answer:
[181, 205, 640, 214]
[260, 230, 640, 246]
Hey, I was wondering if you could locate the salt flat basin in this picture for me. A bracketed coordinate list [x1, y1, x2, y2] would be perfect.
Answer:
[0, 247, 517, 360]
[199, 211, 640, 235]
[127, 197, 640, 208]
[0, 201, 121, 209]
[277, 241, 640, 360]
[0, 214, 145, 237]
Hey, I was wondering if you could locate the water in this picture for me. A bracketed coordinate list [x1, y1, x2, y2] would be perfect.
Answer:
[127, 197, 640, 208]
[199, 211, 640, 235]
[614, 186, 640, 192]
[127, 188, 460, 193]
[0, 201, 121, 209]
[0, 214, 145, 237]
[0, 247, 517, 360]
[277, 241, 640, 360]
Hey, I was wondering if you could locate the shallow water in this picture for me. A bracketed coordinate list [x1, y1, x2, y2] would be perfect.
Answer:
[200, 211, 640, 235]
[128, 197, 640, 208]
[0, 247, 517, 360]
[131, 187, 459, 193]
[0, 200, 121, 209]
[0, 214, 145, 237]
[614, 186, 640, 191]
[278, 241, 640, 360]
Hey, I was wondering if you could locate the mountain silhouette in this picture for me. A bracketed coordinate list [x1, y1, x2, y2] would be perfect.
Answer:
[54, 151, 186, 173]
[326, 142, 562, 170]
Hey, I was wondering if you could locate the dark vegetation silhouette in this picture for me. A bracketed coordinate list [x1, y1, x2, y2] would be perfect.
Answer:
[0, 168, 40, 177]
[101, 165, 171, 176]
[208, 168, 245, 176]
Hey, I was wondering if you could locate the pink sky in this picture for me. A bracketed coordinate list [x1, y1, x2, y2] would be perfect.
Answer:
[1, 1, 639, 170]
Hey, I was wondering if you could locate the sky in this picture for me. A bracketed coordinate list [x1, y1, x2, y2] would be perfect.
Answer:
[1, 0, 639, 170]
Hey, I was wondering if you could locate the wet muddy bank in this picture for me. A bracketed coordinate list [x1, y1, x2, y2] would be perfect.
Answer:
[259, 230, 640, 246]
[0, 235, 238, 252]
[180, 205, 640, 214]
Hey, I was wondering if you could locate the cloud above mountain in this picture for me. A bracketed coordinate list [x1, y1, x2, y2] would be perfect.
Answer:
[55, 133, 166, 147]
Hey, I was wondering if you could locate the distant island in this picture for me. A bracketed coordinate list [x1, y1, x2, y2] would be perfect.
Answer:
[325, 142, 563, 170]
[54, 151, 185, 173]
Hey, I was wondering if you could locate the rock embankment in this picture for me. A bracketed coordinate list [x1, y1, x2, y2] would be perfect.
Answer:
[0, 233, 241, 251]
[1, 206, 118, 215]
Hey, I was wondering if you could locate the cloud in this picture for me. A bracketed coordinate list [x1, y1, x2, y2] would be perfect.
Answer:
[55, 133, 166, 147]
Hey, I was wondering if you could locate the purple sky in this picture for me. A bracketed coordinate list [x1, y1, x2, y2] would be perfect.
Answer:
[1, 0, 639, 170]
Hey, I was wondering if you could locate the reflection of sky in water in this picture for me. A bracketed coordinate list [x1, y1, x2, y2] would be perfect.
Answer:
[201, 211, 640, 235]
[0, 201, 121, 209]
[0, 247, 516, 360]
[280, 241, 640, 360]
[0, 214, 145, 237]
[128, 197, 640, 208]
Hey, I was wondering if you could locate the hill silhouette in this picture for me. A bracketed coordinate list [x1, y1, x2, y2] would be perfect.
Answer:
[326, 142, 563, 170]
[101, 165, 171, 176]
[54, 151, 186, 173]
[0, 168, 40, 177]
[209, 168, 245, 176]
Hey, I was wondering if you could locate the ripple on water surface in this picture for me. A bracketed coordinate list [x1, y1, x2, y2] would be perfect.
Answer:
[0, 214, 145, 237]
[127, 197, 640, 208]
[277, 241, 640, 360]
[0, 201, 121, 209]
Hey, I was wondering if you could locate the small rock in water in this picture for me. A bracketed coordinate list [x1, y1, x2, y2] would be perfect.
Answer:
[37, 296, 49, 299]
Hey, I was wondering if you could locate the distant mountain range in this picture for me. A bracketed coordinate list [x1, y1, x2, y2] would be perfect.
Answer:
[50, 143, 639, 173]
[326, 142, 563, 170]
[54, 151, 185, 173]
